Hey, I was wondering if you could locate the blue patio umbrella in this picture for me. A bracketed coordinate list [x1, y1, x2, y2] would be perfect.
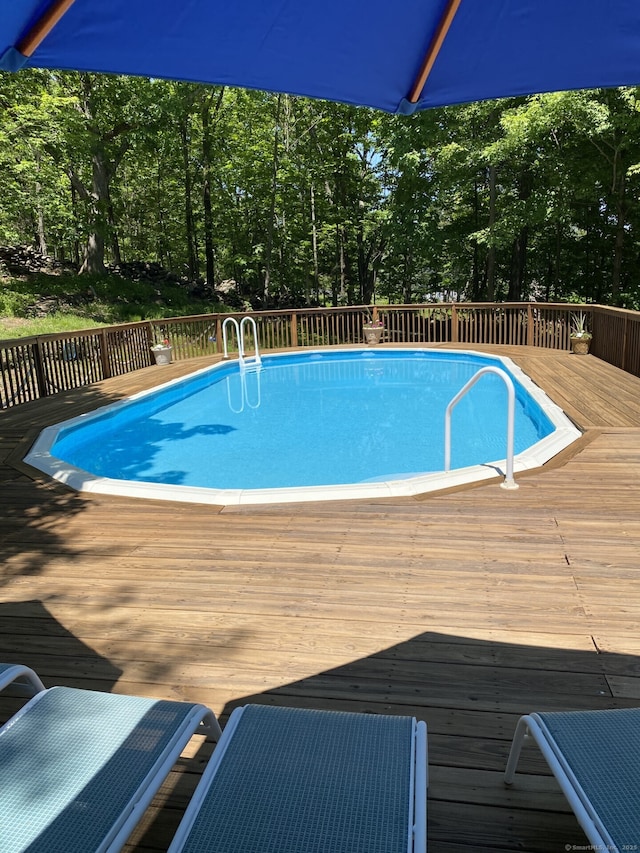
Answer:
[2, 0, 640, 113]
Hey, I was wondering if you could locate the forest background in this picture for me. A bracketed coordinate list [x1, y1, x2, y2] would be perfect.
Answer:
[1, 71, 640, 323]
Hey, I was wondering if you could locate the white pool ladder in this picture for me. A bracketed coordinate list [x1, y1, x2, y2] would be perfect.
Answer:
[444, 365, 519, 490]
[222, 316, 262, 370]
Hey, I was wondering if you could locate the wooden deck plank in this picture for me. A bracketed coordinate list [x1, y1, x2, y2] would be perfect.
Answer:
[1, 346, 640, 852]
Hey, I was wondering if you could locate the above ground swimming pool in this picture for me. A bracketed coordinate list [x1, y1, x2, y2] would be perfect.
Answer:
[25, 348, 581, 505]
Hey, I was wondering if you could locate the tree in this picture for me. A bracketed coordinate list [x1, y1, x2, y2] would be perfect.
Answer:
[1, 68, 639, 309]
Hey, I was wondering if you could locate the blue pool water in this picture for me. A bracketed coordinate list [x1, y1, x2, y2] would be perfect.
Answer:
[49, 350, 554, 491]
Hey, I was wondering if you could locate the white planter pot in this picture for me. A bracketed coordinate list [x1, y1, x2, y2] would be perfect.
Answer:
[363, 326, 383, 345]
[152, 346, 172, 365]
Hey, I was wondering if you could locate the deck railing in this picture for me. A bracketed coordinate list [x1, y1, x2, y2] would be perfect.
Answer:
[1, 302, 638, 410]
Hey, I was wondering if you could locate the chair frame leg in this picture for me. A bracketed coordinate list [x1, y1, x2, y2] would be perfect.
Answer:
[504, 713, 619, 853]
[504, 715, 530, 785]
[413, 720, 428, 853]
[0, 664, 46, 697]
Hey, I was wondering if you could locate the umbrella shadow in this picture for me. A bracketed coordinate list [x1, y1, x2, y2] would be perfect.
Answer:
[0, 598, 123, 721]
[212, 629, 640, 852]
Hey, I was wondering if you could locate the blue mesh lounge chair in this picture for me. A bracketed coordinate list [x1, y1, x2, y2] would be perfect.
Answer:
[167, 704, 428, 853]
[505, 709, 640, 853]
[0, 664, 222, 853]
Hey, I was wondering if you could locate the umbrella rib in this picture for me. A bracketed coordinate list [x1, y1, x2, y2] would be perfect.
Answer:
[407, 0, 463, 104]
[17, 0, 77, 57]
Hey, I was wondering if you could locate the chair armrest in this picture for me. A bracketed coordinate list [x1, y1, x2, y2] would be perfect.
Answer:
[0, 663, 46, 697]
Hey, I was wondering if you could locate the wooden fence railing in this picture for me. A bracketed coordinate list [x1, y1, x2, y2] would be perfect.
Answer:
[1, 302, 639, 410]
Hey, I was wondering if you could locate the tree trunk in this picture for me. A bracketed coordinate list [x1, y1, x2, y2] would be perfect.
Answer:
[470, 178, 481, 300]
[508, 227, 528, 301]
[357, 225, 384, 306]
[70, 180, 81, 268]
[179, 114, 199, 280]
[310, 183, 320, 304]
[201, 89, 224, 290]
[552, 221, 562, 301]
[108, 194, 121, 265]
[156, 163, 169, 268]
[611, 156, 627, 303]
[507, 170, 532, 301]
[402, 251, 412, 303]
[485, 165, 497, 301]
[35, 181, 47, 256]
[333, 223, 346, 307]
[78, 149, 109, 275]
[356, 223, 367, 304]
[202, 107, 215, 289]
[82, 232, 106, 275]
[263, 95, 282, 307]
[70, 75, 132, 276]
[35, 152, 47, 255]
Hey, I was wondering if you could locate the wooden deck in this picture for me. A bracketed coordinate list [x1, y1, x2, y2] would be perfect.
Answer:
[2, 345, 640, 852]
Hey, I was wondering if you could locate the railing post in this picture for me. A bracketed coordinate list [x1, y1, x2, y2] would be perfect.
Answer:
[527, 303, 533, 346]
[6, 300, 639, 410]
[98, 328, 112, 379]
[145, 321, 158, 366]
[32, 339, 49, 398]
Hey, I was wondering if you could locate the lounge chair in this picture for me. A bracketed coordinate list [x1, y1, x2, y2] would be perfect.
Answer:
[505, 708, 640, 853]
[168, 703, 428, 853]
[0, 661, 46, 696]
[0, 664, 221, 853]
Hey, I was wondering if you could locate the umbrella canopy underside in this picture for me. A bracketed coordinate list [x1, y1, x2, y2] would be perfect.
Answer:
[2, 1, 640, 113]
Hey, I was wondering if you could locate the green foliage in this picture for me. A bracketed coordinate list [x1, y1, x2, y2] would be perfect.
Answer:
[1, 69, 640, 308]
[0, 288, 32, 317]
[0, 313, 105, 339]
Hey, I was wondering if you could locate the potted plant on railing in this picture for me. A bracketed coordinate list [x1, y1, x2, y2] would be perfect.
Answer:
[569, 312, 592, 355]
[363, 317, 384, 345]
[151, 337, 172, 365]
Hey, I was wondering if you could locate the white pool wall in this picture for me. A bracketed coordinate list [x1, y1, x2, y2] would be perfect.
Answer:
[24, 348, 582, 506]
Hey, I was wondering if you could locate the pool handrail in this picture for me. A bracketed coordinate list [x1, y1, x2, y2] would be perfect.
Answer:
[444, 365, 519, 490]
[239, 316, 261, 369]
[222, 317, 240, 360]
[221, 316, 261, 370]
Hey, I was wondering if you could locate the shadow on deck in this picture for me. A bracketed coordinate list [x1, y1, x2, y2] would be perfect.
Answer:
[1, 347, 640, 851]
